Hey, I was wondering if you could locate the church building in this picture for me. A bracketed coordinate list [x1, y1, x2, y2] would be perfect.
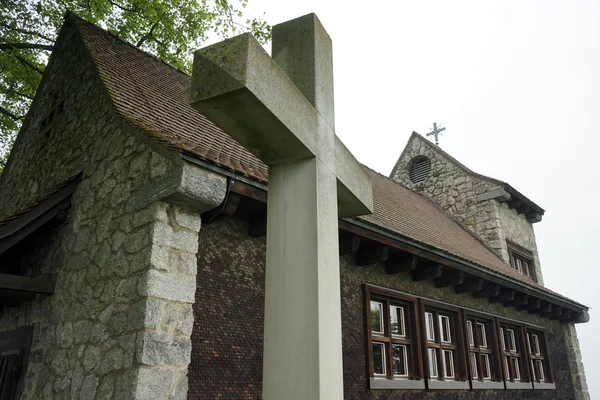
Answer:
[0, 13, 590, 400]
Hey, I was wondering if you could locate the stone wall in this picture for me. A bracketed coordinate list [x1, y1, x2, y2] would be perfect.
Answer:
[0, 17, 224, 399]
[189, 215, 588, 399]
[390, 134, 544, 285]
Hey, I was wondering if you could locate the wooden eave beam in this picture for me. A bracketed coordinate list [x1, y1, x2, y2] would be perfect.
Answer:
[559, 309, 572, 322]
[505, 293, 528, 308]
[435, 269, 464, 288]
[472, 282, 500, 299]
[356, 244, 389, 266]
[339, 233, 360, 255]
[385, 252, 418, 274]
[521, 298, 541, 312]
[489, 289, 515, 303]
[455, 277, 483, 294]
[547, 305, 563, 320]
[412, 262, 443, 282]
[0, 273, 55, 295]
[538, 302, 553, 316]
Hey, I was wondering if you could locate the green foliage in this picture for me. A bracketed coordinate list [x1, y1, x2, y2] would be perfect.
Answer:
[0, 0, 270, 170]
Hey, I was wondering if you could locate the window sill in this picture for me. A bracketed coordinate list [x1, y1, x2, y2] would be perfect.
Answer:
[533, 382, 556, 390]
[369, 377, 426, 390]
[505, 381, 534, 390]
[427, 379, 470, 390]
[471, 381, 505, 390]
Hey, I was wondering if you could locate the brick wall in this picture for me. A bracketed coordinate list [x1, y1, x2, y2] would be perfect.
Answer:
[189, 215, 582, 400]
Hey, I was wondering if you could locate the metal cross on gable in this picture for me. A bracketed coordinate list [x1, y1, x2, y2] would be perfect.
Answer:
[427, 122, 446, 145]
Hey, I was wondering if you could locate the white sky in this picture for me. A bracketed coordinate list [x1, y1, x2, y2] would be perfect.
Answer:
[241, 0, 599, 395]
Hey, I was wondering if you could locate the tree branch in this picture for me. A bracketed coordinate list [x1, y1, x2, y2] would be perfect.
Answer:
[0, 105, 24, 121]
[0, 42, 54, 51]
[13, 54, 44, 75]
[136, 17, 162, 47]
[0, 23, 55, 43]
[107, 0, 141, 13]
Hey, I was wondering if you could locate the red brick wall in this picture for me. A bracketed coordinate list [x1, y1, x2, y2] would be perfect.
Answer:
[189, 216, 576, 400]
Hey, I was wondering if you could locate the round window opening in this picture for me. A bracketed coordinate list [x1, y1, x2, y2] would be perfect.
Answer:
[408, 156, 431, 184]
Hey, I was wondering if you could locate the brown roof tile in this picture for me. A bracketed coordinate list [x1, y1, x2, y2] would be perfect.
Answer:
[70, 16, 581, 306]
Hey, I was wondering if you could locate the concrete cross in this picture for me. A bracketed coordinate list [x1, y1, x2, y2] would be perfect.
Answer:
[427, 122, 446, 145]
[190, 13, 373, 400]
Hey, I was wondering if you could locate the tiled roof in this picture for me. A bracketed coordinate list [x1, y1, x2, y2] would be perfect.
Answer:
[70, 16, 577, 304]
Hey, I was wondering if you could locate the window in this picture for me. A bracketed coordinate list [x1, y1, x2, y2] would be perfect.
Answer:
[366, 287, 424, 389]
[421, 305, 468, 389]
[527, 330, 554, 389]
[363, 285, 555, 391]
[408, 156, 432, 184]
[508, 244, 536, 281]
[499, 323, 531, 388]
[0, 327, 33, 400]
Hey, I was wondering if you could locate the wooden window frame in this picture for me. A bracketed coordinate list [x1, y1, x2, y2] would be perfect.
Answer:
[419, 300, 469, 390]
[464, 311, 504, 389]
[497, 320, 533, 389]
[0, 326, 33, 400]
[526, 329, 556, 389]
[507, 242, 537, 282]
[364, 285, 425, 389]
[363, 285, 556, 392]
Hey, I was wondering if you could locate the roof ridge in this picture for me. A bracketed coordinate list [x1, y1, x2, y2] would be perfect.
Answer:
[66, 12, 192, 79]
[366, 165, 510, 267]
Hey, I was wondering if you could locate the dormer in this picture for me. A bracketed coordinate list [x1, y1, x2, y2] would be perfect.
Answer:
[390, 132, 546, 285]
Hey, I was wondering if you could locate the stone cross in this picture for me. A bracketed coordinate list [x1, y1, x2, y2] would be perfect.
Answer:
[190, 13, 373, 400]
[427, 122, 446, 145]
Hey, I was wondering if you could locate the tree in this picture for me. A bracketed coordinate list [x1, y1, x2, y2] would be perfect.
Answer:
[0, 0, 270, 173]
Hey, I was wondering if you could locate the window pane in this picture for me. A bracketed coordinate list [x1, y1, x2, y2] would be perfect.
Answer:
[508, 329, 517, 352]
[516, 259, 523, 273]
[372, 342, 386, 376]
[439, 315, 451, 343]
[393, 344, 409, 377]
[390, 305, 405, 337]
[533, 334, 541, 355]
[467, 321, 474, 347]
[500, 328, 506, 351]
[503, 356, 510, 379]
[425, 312, 435, 342]
[481, 354, 491, 380]
[428, 348, 438, 378]
[470, 352, 478, 379]
[523, 261, 530, 277]
[477, 323, 487, 348]
[443, 350, 455, 379]
[512, 357, 521, 381]
[536, 360, 545, 382]
[531, 360, 537, 382]
[371, 301, 384, 334]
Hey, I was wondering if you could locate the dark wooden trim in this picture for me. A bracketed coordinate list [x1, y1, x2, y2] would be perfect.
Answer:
[412, 262, 443, 282]
[0, 326, 34, 400]
[339, 233, 360, 255]
[472, 283, 500, 299]
[386, 253, 417, 274]
[0, 273, 55, 294]
[455, 277, 483, 294]
[489, 289, 515, 304]
[247, 212, 267, 237]
[506, 293, 528, 308]
[356, 244, 389, 266]
[435, 269, 464, 288]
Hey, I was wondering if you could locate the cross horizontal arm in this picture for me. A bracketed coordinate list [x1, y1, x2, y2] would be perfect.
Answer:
[191, 33, 319, 165]
[190, 32, 372, 217]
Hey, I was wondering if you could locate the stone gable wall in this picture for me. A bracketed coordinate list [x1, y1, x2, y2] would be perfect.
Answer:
[0, 19, 222, 399]
[390, 135, 544, 285]
[190, 215, 588, 399]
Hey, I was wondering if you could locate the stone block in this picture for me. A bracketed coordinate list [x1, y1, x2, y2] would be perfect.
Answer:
[80, 375, 99, 399]
[137, 331, 192, 366]
[138, 269, 196, 303]
[83, 346, 101, 371]
[173, 207, 202, 232]
[134, 367, 175, 400]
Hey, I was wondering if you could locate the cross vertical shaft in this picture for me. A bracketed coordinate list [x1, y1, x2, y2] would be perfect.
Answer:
[190, 12, 373, 400]
[263, 15, 342, 399]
